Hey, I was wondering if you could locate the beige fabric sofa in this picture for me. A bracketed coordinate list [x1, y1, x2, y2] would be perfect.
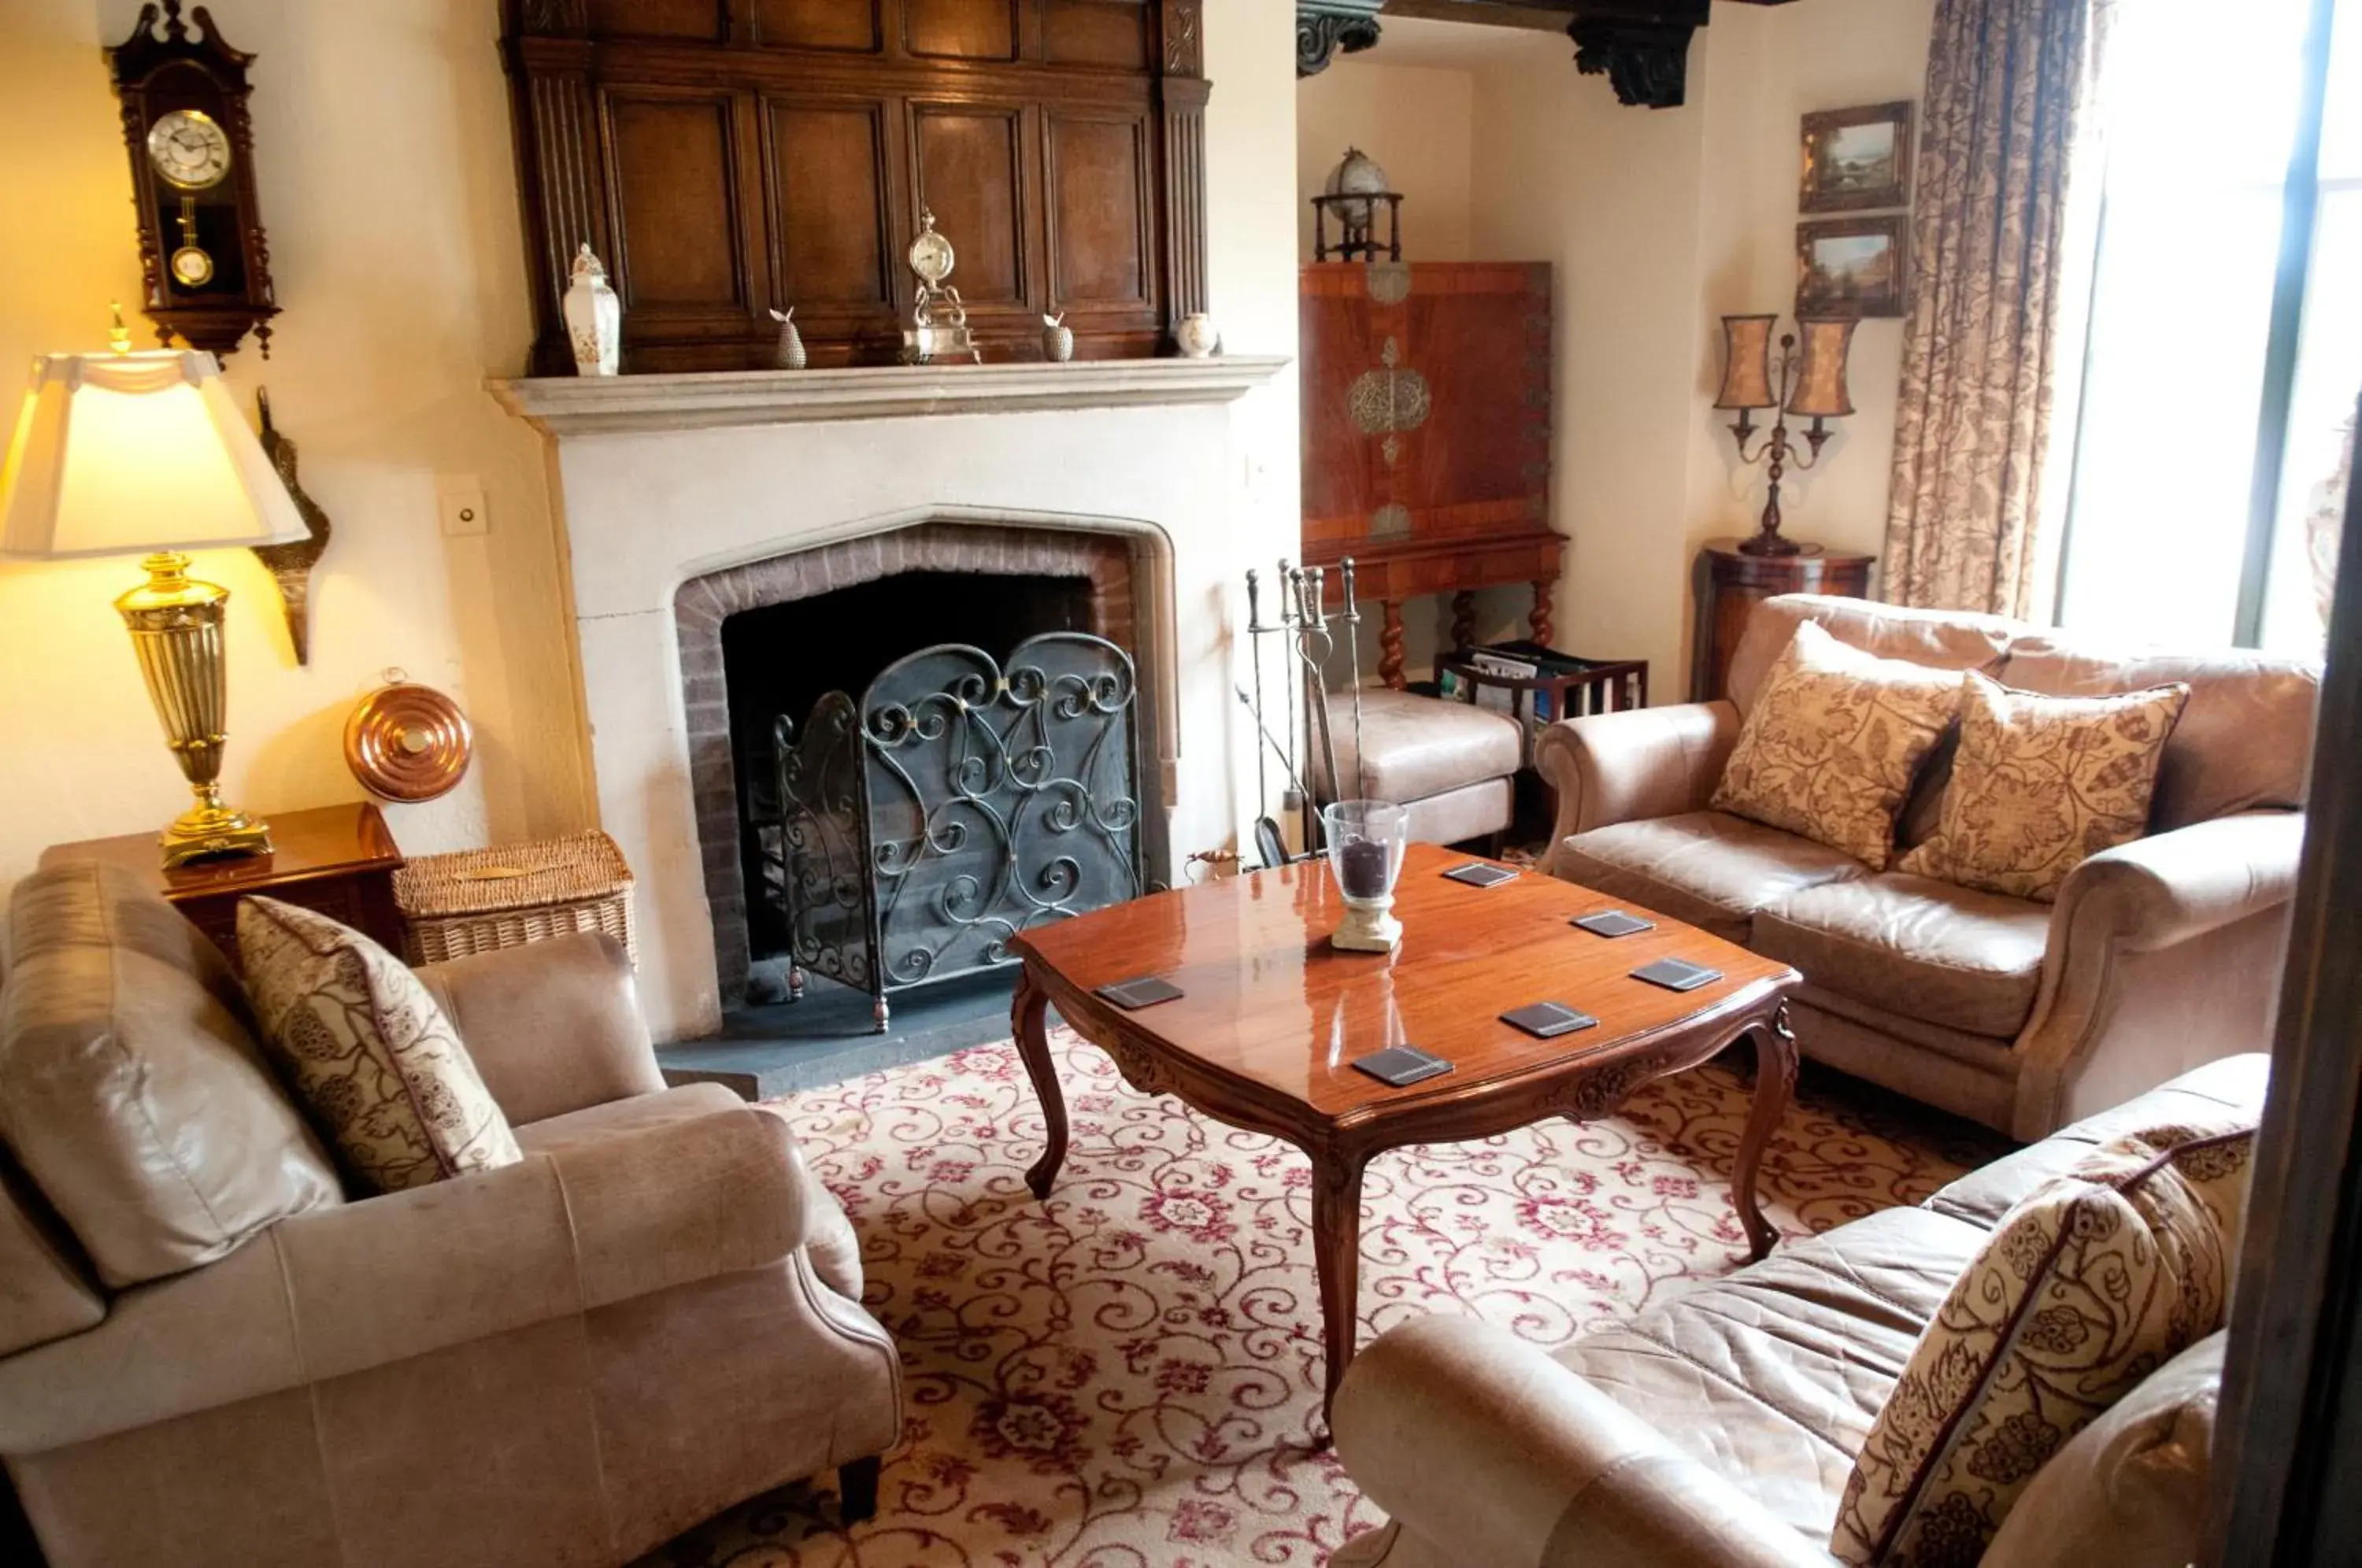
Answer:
[1329, 1054, 2264, 1568]
[1537, 596, 2316, 1139]
[0, 860, 900, 1568]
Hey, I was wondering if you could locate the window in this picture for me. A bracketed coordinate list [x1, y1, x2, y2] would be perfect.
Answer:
[2055, 0, 2356, 655]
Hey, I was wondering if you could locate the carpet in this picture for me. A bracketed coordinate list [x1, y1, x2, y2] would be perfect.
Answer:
[642, 1029, 2005, 1568]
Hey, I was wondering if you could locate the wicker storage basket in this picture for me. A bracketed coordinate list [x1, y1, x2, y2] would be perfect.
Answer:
[394, 831, 637, 968]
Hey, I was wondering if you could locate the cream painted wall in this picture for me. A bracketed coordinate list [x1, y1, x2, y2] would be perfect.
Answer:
[1687, 0, 1939, 578]
[0, 0, 590, 893]
[1468, 40, 1712, 694]
[0, 1, 1302, 904]
[1296, 64, 1475, 264]
[1443, 1, 1932, 694]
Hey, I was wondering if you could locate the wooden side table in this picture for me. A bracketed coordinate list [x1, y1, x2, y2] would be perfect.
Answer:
[1692, 538, 1875, 701]
[42, 801, 407, 971]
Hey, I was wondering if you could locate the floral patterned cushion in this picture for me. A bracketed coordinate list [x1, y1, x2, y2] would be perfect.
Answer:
[1831, 1117, 2255, 1568]
[1897, 673, 2190, 902]
[237, 897, 521, 1193]
[1711, 619, 1967, 869]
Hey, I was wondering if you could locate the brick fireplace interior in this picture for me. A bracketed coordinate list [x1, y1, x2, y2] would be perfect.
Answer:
[676, 521, 1149, 1014]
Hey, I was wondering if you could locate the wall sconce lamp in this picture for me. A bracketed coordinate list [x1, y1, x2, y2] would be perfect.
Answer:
[0, 317, 309, 867]
[1716, 313, 1857, 557]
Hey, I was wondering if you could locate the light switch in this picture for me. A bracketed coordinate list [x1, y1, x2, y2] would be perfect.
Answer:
[438, 480, 488, 538]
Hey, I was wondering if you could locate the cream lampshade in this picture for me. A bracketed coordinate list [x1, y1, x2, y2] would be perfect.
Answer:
[1786, 316, 1859, 420]
[0, 340, 309, 866]
[1714, 314, 1779, 411]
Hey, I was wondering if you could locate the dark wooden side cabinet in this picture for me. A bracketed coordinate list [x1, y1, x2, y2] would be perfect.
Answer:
[501, 0, 1212, 372]
[40, 802, 407, 971]
[1691, 537, 1875, 701]
[1301, 261, 1561, 688]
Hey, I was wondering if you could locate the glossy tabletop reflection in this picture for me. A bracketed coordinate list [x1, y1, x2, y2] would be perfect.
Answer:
[1013, 842, 1794, 1123]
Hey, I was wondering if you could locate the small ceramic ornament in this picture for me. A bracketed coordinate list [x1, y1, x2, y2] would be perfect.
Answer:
[768, 306, 808, 370]
[1175, 312, 1220, 360]
[563, 243, 620, 376]
[1042, 311, 1074, 364]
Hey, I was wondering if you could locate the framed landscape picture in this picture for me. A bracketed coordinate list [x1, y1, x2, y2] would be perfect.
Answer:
[1797, 216, 1909, 318]
[1801, 102, 1914, 213]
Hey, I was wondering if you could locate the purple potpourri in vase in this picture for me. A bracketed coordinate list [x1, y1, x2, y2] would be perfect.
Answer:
[1322, 800, 1408, 953]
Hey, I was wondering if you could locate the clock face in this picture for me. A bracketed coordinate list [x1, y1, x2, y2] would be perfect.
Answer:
[908, 229, 956, 286]
[146, 109, 231, 190]
[170, 246, 215, 287]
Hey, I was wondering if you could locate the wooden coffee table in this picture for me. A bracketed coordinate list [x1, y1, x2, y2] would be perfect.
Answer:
[1009, 843, 1801, 1421]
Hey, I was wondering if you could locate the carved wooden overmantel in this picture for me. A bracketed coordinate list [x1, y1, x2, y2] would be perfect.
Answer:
[1376, 0, 1801, 109]
[500, 0, 1211, 372]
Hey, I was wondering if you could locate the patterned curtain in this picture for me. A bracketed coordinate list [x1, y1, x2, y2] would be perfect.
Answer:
[1883, 0, 2112, 619]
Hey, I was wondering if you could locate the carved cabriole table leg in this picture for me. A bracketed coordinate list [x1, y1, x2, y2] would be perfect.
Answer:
[1379, 601, 1406, 690]
[1013, 963, 1068, 1201]
[1309, 1147, 1370, 1434]
[1530, 579, 1555, 648]
[1731, 1001, 1799, 1263]
[1449, 590, 1475, 656]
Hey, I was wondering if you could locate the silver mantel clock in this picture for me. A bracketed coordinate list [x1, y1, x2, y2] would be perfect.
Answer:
[901, 209, 981, 365]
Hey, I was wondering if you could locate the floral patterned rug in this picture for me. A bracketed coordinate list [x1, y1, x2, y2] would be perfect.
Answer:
[641, 1030, 2005, 1568]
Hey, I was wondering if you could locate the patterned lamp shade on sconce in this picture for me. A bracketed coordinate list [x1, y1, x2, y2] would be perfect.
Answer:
[1787, 316, 1859, 420]
[1716, 314, 1779, 411]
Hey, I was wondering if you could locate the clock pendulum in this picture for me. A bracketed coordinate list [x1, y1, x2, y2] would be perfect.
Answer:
[170, 196, 213, 288]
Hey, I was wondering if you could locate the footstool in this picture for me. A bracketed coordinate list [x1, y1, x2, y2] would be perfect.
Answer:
[1313, 687, 1523, 847]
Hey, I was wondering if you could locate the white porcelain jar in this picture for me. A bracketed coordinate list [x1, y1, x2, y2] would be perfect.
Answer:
[563, 244, 620, 376]
[1175, 312, 1220, 360]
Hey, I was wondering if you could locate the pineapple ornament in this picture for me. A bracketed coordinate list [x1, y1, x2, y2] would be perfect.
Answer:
[1041, 310, 1074, 363]
[768, 307, 807, 370]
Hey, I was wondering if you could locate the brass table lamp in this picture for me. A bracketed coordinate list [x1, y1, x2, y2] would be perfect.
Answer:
[0, 327, 309, 867]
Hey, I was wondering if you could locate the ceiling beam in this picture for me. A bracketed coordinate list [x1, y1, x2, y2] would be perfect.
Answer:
[1328, 0, 1803, 108]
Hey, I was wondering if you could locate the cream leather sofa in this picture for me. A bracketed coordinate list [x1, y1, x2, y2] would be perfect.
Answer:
[0, 860, 900, 1568]
[1537, 596, 2316, 1139]
[1330, 1055, 2264, 1568]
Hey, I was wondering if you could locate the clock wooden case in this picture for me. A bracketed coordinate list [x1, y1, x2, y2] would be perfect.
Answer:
[106, 1, 278, 359]
[500, 0, 1213, 372]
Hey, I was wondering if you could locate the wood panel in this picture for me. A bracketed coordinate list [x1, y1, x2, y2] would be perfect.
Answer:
[1045, 0, 1150, 68]
[905, 0, 1020, 60]
[768, 101, 893, 308]
[753, 0, 883, 51]
[501, 0, 1208, 369]
[587, 0, 724, 42]
[912, 105, 1025, 304]
[606, 93, 745, 309]
[1048, 113, 1147, 305]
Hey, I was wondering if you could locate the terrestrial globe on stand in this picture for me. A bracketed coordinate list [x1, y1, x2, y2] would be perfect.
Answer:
[1312, 147, 1404, 263]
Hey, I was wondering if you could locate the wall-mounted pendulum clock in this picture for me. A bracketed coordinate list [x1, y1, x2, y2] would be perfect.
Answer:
[106, 1, 279, 357]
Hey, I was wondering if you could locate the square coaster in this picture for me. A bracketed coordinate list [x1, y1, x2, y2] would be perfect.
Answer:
[1352, 1045, 1454, 1088]
[1630, 958, 1722, 993]
[1097, 975, 1184, 1011]
[1501, 1001, 1600, 1039]
[1442, 863, 1519, 889]
[1574, 910, 1655, 938]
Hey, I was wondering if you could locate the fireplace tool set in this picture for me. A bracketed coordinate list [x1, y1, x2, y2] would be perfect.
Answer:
[1237, 558, 1369, 871]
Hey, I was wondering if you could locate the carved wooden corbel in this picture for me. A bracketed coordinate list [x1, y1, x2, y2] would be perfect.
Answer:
[1298, 0, 1385, 77]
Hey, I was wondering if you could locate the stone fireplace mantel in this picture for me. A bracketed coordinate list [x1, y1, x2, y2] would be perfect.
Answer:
[499, 355, 1291, 1045]
[488, 357, 1290, 436]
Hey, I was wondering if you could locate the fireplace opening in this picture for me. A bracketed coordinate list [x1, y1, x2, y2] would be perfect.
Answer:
[721, 568, 1145, 1026]
[724, 570, 1096, 961]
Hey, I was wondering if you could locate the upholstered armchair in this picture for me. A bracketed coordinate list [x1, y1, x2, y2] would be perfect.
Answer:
[0, 860, 900, 1568]
[1534, 597, 2316, 1139]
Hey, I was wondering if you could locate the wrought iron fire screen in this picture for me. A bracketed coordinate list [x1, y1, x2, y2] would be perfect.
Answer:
[765, 633, 1142, 1030]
